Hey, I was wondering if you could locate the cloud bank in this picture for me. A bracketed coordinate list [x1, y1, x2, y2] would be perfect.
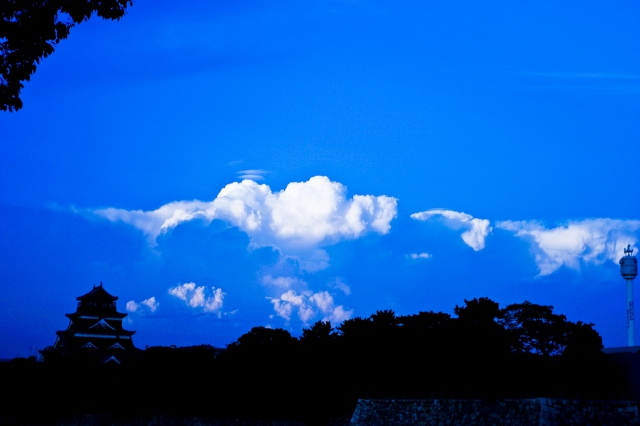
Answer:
[126, 297, 159, 313]
[269, 288, 353, 325]
[497, 219, 640, 276]
[168, 282, 225, 312]
[95, 176, 397, 268]
[411, 209, 492, 251]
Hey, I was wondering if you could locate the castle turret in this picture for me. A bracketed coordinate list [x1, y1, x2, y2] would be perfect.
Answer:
[40, 283, 138, 364]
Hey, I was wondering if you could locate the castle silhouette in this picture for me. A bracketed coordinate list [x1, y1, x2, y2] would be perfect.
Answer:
[39, 283, 139, 364]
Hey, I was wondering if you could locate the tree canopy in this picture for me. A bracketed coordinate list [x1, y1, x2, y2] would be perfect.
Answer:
[0, 0, 133, 112]
[500, 301, 569, 356]
[0, 297, 624, 422]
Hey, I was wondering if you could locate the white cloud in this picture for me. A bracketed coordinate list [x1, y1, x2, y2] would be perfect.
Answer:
[168, 282, 195, 302]
[168, 282, 225, 312]
[95, 176, 398, 269]
[309, 291, 334, 312]
[269, 288, 353, 325]
[497, 219, 640, 276]
[126, 300, 139, 312]
[411, 209, 492, 251]
[204, 288, 225, 312]
[329, 277, 351, 295]
[238, 169, 268, 180]
[280, 289, 307, 306]
[325, 305, 353, 324]
[270, 289, 308, 321]
[408, 252, 432, 260]
[271, 298, 295, 321]
[126, 297, 158, 313]
[298, 304, 317, 322]
[140, 297, 159, 312]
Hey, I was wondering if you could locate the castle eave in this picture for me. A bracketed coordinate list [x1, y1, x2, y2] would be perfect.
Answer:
[74, 333, 133, 339]
[65, 312, 128, 320]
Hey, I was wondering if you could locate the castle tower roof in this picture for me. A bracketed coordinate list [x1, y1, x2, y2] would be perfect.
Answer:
[40, 283, 139, 364]
[76, 283, 118, 302]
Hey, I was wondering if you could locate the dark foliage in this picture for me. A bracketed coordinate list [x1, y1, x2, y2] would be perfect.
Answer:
[499, 301, 572, 356]
[454, 297, 502, 324]
[300, 320, 336, 342]
[0, 0, 133, 111]
[0, 298, 627, 425]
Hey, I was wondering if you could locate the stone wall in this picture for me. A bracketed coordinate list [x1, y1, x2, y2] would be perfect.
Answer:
[349, 398, 639, 426]
[57, 417, 307, 426]
[0, 415, 351, 426]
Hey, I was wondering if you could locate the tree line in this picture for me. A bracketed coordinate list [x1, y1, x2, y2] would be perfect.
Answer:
[0, 298, 627, 424]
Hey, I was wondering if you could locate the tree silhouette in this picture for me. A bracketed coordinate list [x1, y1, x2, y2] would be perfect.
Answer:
[227, 325, 295, 352]
[451, 297, 510, 360]
[399, 310, 451, 329]
[301, 320, 336, 342]
[563, 320, 603, 357]
[499, 301, 569, 356]
[1, 296, 627, 422]
[1, 0, 133, 112]
[370, 309, 397, 327]
[454, 297, 502, 324]
[337, 316, 372, 339]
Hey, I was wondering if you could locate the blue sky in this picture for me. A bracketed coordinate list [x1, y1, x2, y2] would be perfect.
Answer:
[1, 0, 639, 358]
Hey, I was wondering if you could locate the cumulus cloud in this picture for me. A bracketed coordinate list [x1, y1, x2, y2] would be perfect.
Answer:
[140, 297, 159, 312]
[309, 291, 334, 312]
[168, 282, 225, 312]
[411, 209, 492, 251]
[408, 252, 432, 260]
[327, 305, 353, 323]
[271, 298, 294, 321]
[497, 219, 640, 276]
[269, 288, 353, 325]
[94, 176, 397, 269]
[126, 297, 158, 313]
[329, 277, 351, 295]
